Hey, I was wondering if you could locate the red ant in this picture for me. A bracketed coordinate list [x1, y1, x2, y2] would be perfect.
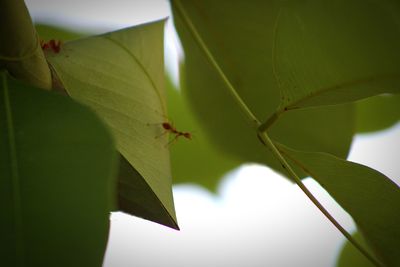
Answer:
[160, 122, 192, 144]
[40, 39, 62, 53]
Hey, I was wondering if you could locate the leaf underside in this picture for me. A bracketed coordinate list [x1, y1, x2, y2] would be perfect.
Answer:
[172, 0, 400, 265]
[172, 0, 355, 179]
[46, 20, 178, 229]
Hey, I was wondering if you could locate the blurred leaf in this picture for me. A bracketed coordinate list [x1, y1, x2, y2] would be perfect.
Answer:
[356, 94, 400, 133]
[337, 231, 375, 267]
[0, 71, 117, 266]
[172, 0, 354, 180]
[278, 144, 400, 267]
[166, 77, 240, 191]
[46, 20, 178, 229]
[272, 1, 400, 109]
[35, 23, 85, 41]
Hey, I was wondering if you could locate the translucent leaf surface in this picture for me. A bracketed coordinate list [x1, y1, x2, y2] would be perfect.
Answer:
[172, 0, 354, 179]
[46, 20, 178, 229]
[278, 144, 400, 267]
[273, 1, 400, 109]
[36, 22, 239, 192]
[337, 232, 375, 267]
[0, 71, 117, 266]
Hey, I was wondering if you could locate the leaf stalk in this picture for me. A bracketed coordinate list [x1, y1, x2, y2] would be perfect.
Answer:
[172, 1, 383, 266]
[172, 0, 260, 130]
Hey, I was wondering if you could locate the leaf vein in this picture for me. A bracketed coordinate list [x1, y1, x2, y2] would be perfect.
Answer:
[104, 37, 167, 115]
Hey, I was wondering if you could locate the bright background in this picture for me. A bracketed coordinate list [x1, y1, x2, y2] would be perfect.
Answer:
[26, 1, 400, 266]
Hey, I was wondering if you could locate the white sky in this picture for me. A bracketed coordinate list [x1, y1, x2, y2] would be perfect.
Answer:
[25, 1, 400, 266]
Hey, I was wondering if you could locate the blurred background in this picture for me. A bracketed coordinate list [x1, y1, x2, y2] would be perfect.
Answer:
[25, 1, 400, 266]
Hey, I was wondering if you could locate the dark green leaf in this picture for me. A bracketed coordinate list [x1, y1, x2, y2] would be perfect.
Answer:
[172, 0, 354, 179]
[166, 77, 240, 191]
[272, 1, 400, 109]
[0, 71, 117, 266]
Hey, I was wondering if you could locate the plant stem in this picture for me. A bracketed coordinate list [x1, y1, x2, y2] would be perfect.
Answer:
[172, 1, 382, 266]
[172, 0, 260, 130]
[257, 132, 383, 267]
[258, 109, 283, 133]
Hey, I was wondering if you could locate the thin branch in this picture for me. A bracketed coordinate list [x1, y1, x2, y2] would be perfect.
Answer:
[258, 132, 384, 267]
[172, 0, 260, 130]
[172, 1, 382, 266]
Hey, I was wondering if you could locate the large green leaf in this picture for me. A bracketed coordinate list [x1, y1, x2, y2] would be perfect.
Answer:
[337, 232, 375, 267]
[172, 0, 355, 179]
[36, 21, 239, 192]
[355, 94, 400, 133]
[0, 71, 117, 266]
[272, 0, 400, 109]
[166, 77, 240, 191]
[278, 144, 400, 267]
[46, 20, 178, 229]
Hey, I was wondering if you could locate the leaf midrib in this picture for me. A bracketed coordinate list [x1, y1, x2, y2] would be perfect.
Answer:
[282, 72, 400, 111]
[2, 73, 24, 265]
[104, 37, 167, 116]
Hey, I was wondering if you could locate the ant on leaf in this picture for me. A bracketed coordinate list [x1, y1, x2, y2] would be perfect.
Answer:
[40, 39, 62, 53]
[161, 122, 192, 144]
[149, 121, 192, 146]
[149, 109, 192, 145]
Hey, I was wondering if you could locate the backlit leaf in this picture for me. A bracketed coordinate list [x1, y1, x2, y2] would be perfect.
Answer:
[46, 20, 178, 229]
[273, 1, 400, 109]
[172, 0, 354, 179]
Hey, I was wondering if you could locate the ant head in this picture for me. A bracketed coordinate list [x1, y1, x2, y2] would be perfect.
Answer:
[183, 132, 192, 139]
[162, 122, 172, 130]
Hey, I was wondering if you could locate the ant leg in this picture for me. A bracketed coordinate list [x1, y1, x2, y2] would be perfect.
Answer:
[167, 134, 181, 146]
[155, 130, 169, 139]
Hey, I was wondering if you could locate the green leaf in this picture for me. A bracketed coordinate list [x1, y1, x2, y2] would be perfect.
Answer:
[337, 232, 375, 267]
[278, 144, 400, 267]
[272, 1, 400, 109]
[0, 71, 117, 266]
[172, 0, 354, 179]
[46, 20, 178, 229]
[0, 0, 51, 89]
[356, 94, 400, 133]
[166, 77, 240, 191]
